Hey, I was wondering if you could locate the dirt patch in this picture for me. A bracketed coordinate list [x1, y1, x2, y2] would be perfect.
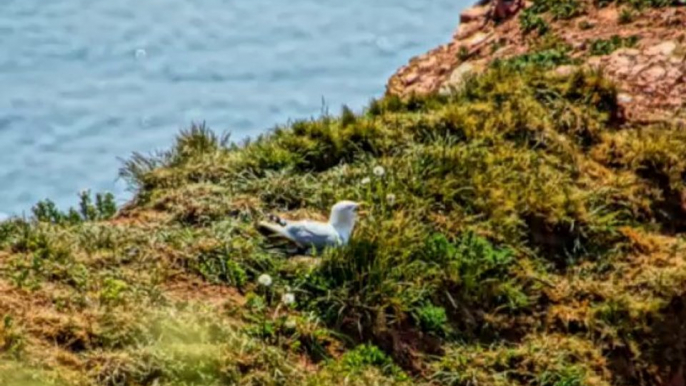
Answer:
[161, 276, 246, 308]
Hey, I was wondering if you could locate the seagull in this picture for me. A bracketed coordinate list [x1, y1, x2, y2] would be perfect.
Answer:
[256, 200, 362, 253]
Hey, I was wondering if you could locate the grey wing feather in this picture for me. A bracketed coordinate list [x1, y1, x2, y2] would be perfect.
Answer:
[284, 221, 340, 249]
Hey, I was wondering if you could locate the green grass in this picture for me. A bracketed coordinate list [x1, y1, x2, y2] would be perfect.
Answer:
[495, 37, 576, 70]
[1, 53, 686, 385]
[522, 0, 678, 36]
[519, 9, 550, 35]
[529, 0, 586, 20]
[519, 0, 587, 35]
[588, 35, 640, 56]
[618, 7, 636, 23]
[597, 0, 679, 8]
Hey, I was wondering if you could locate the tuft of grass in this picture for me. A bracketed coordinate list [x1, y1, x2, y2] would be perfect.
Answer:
[520, 0, 585, 35]
[588, 35, 640, 56]
[598, 0, 680, 8]
[457, 46, 470, 61]
[433, 334, 611, 386]
[32, 191, 117, 225]
[495, 36, 576, 70]
[414, 304, 448, 336]
[618, 7, 636, 23]
[334, 344, 409, 381]
[519, 9, 550, 35]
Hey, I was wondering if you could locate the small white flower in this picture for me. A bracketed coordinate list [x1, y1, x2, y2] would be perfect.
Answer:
[257, 274, 272, 287]
[281, 293, 295, 305]
[373, 166, 386, 177]
[386, 193, 396, 205]
[284, 318, 297, 329]
[361, 177, 371, 185]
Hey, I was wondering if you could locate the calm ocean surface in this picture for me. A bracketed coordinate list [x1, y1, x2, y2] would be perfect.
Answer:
[0, 0, 469, 217]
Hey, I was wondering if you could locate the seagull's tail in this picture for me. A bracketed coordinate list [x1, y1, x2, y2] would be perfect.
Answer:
[256, 221, 303, 255]
[256, 221, 290, 239]
[266, 213, 288, 227]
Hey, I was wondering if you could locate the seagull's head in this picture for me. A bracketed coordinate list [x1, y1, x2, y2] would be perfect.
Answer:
[329, 200, 362, 234]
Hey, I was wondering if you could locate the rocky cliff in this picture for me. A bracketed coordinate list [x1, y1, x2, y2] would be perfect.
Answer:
[388, 0, 685, 123]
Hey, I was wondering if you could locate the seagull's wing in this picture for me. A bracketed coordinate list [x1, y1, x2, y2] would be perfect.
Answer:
[256, 221, 293, 240]
[283, 221, 341, 249]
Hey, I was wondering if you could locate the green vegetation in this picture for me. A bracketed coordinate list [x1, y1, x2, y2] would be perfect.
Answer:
[588, 34, 640, 56]
[596, 0, 679, 8]
[522, 0, 677, 34]
[618, 7, 636, 24]
[529, 0, 586, 20]
[496, 35, 577, 70]
[520, 0, 585, 35]
[519, 10, 550, 35]
[2, 3, 686, 383]
[457, 46, 470, 61]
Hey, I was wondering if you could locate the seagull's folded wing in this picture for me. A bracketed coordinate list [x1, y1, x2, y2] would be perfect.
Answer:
[285, 221, 340, 248]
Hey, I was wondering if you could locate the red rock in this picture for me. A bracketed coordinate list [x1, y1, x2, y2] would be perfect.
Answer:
[609, 54, 632, 69]
[665, 68, 683, 82]
[645, 41, 678, 56]
[419, 56, 438, 71]
[617, 93, 634, 104]
[404, 72, 420, 85]
[466, 31, 491, 48]
[587, 57, 602, 67]
[572, 41, 587, 50]
[460, 5, 490, 23]
[455, 21, 484, 40]
[597, 7, 619, 22]
[554, 65, 577, 77]
[615, 48, 641, 57]
[643, 66, 667, 82]
[630, 63, 650, 77]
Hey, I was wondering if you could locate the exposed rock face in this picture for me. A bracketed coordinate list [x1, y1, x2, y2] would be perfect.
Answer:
[387, 0, 686, 124]
[593, 40, 685, 122]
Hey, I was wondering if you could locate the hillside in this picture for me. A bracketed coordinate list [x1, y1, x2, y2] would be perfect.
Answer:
[388, 0, 685, 124]
[1, 1, 686, 385]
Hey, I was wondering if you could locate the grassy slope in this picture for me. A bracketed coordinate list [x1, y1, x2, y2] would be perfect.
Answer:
[2, 4, 686, 386]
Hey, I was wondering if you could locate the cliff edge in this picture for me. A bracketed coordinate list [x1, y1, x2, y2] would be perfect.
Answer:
[388, 0, 685, 123]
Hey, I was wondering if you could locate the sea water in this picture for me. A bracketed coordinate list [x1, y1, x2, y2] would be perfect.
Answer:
[0, 0, 470, 217]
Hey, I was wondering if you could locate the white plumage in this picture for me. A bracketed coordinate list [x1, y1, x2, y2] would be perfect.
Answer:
[257, 200, 361, 252]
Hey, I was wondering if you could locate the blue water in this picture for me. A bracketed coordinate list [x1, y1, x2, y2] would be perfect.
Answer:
[0, 0, 469, 217]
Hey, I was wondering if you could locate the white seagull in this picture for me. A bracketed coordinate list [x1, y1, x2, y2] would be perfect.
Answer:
[257, 200, 362, 253]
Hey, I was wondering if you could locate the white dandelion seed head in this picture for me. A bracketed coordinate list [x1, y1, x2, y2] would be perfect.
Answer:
[282, 293, 295, 305]
[373, 166, 386, 177]
[386, 193, 396, 205]
[361, 177, 371, 185]
[257, 274, 272, 287]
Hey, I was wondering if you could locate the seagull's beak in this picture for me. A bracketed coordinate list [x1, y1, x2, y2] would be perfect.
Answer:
[356, 202, 368, 216]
